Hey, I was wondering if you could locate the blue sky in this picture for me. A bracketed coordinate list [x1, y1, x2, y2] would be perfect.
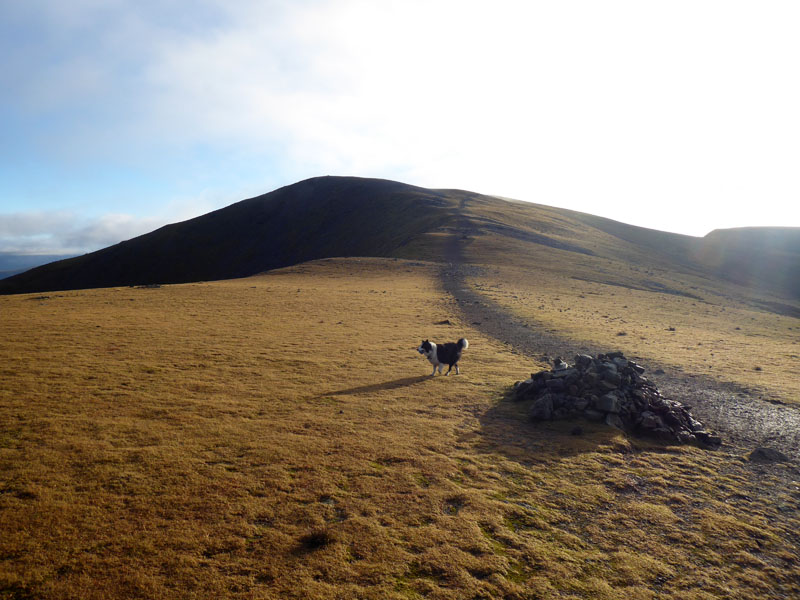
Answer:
[2, 1, 799, 256]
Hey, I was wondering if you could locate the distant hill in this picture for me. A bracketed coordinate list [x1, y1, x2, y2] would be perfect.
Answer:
[1, 176, 798, 304]
[694, 227, 800, 300]
[0, 253, 78, 280]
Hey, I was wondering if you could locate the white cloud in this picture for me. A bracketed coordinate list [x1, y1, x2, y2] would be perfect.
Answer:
[1, 0, 799, 243]
[0, 211, 165, 254]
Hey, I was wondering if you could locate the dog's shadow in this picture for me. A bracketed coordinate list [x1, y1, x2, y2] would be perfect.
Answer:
[316, 375, 430, 398]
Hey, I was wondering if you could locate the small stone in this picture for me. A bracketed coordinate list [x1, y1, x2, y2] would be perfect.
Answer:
[688, 418, 704, 432]
[640, 412, 663, 430]
[596, 392, 621, 413]
[529, 395, 554, 421]
[599, 379, 620, 392]
[553, 357, 569, 371]
[748, 447, 789, 463]
[605, 413, 624, 430]
[584, 409, 605, 422]
[695, 431, 722, 447]
[612, 357, 629, 369]
[570, 426, 584, 436]
[573, 398, 589, 411]
[553, 367, 577, 379]
[600, 361, 618, 373]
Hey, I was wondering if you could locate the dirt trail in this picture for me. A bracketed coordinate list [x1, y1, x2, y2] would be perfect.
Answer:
[439, 212, 800, 461]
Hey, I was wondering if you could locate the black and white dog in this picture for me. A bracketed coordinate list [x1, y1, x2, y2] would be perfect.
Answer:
[417, 338, 469, 376]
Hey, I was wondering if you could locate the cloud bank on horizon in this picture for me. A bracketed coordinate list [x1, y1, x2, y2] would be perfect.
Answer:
[2, 0, 799, 255]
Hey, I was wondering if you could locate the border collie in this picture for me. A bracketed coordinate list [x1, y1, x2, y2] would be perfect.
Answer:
[417, 338, 469, 376]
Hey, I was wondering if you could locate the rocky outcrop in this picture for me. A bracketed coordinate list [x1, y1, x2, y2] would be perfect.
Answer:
[514, 352, 721, 447]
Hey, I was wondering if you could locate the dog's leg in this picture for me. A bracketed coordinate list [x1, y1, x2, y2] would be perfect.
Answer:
[431, 365, 437, 376]
[444, 364, 452, 376]
[455, 364, 460, 375]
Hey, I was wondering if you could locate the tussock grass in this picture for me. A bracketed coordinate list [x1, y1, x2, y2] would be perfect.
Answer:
[1, 258, 799, 599]
[454, 203, 799, 404]
[470, 265, 800, 403]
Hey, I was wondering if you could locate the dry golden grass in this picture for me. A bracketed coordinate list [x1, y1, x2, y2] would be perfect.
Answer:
[449, 197, 800, 405]
[466, 264, 800, 404]
[1, 258, 799, 599]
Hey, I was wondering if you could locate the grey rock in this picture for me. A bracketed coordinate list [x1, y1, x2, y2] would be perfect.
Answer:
[552, 367, 577, 379]
[529, 395, 554, 421]
[584, 409, 605, 422]
[748, 447, 789, 463]
[640, 412, 664, 430]
[695, 431, 722, 447]
[612, 357, 629, 369]
[598, 379, 620, 392]
[553, 357, 569, 371]
[513, 379, 534, 400]
[520, 352, 720, 446]
[600, 361, 618, 373]
[573, 398, 589, 411]
[596, 392, 622, 413]
[688, 418, 705, 432]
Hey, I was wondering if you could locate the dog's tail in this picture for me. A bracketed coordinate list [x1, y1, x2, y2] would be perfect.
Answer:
[458, 338, 469, 350]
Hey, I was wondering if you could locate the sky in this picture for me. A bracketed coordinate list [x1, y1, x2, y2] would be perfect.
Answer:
[2, 0, 799, 256]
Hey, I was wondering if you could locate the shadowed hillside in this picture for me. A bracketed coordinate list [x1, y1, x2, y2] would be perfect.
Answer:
[694, 227, 800, 300]
[0, 177, 458, 294]
[1, 176, 798, 303]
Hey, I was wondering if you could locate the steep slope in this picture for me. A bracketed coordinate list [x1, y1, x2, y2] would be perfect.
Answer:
[0, 177, 459, 294]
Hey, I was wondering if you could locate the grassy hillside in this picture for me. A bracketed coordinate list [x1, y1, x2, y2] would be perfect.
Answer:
[0, 177, 459, 294]
[694, 227, 800, 301]
[2, 177, 799, 306]
[444, 195, 800, 403]
[1, 259, 799, 599]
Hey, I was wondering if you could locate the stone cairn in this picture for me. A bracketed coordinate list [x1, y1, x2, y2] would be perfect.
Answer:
[513, 352, 721, 447]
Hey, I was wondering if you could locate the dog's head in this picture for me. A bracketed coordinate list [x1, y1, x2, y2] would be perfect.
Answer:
[417, 340, 433, 356]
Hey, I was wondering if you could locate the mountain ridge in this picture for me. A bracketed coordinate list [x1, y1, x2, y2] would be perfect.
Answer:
[1, 176, 798, 302]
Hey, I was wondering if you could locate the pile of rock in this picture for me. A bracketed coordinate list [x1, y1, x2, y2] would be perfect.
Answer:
[513, 352, 721, 447]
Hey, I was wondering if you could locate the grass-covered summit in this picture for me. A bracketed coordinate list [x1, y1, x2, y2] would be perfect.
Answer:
[3, 176, 799, 302]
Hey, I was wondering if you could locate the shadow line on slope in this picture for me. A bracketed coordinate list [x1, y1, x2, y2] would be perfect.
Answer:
[316, 375, 430, 398]
[439, 205, 800, 460]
